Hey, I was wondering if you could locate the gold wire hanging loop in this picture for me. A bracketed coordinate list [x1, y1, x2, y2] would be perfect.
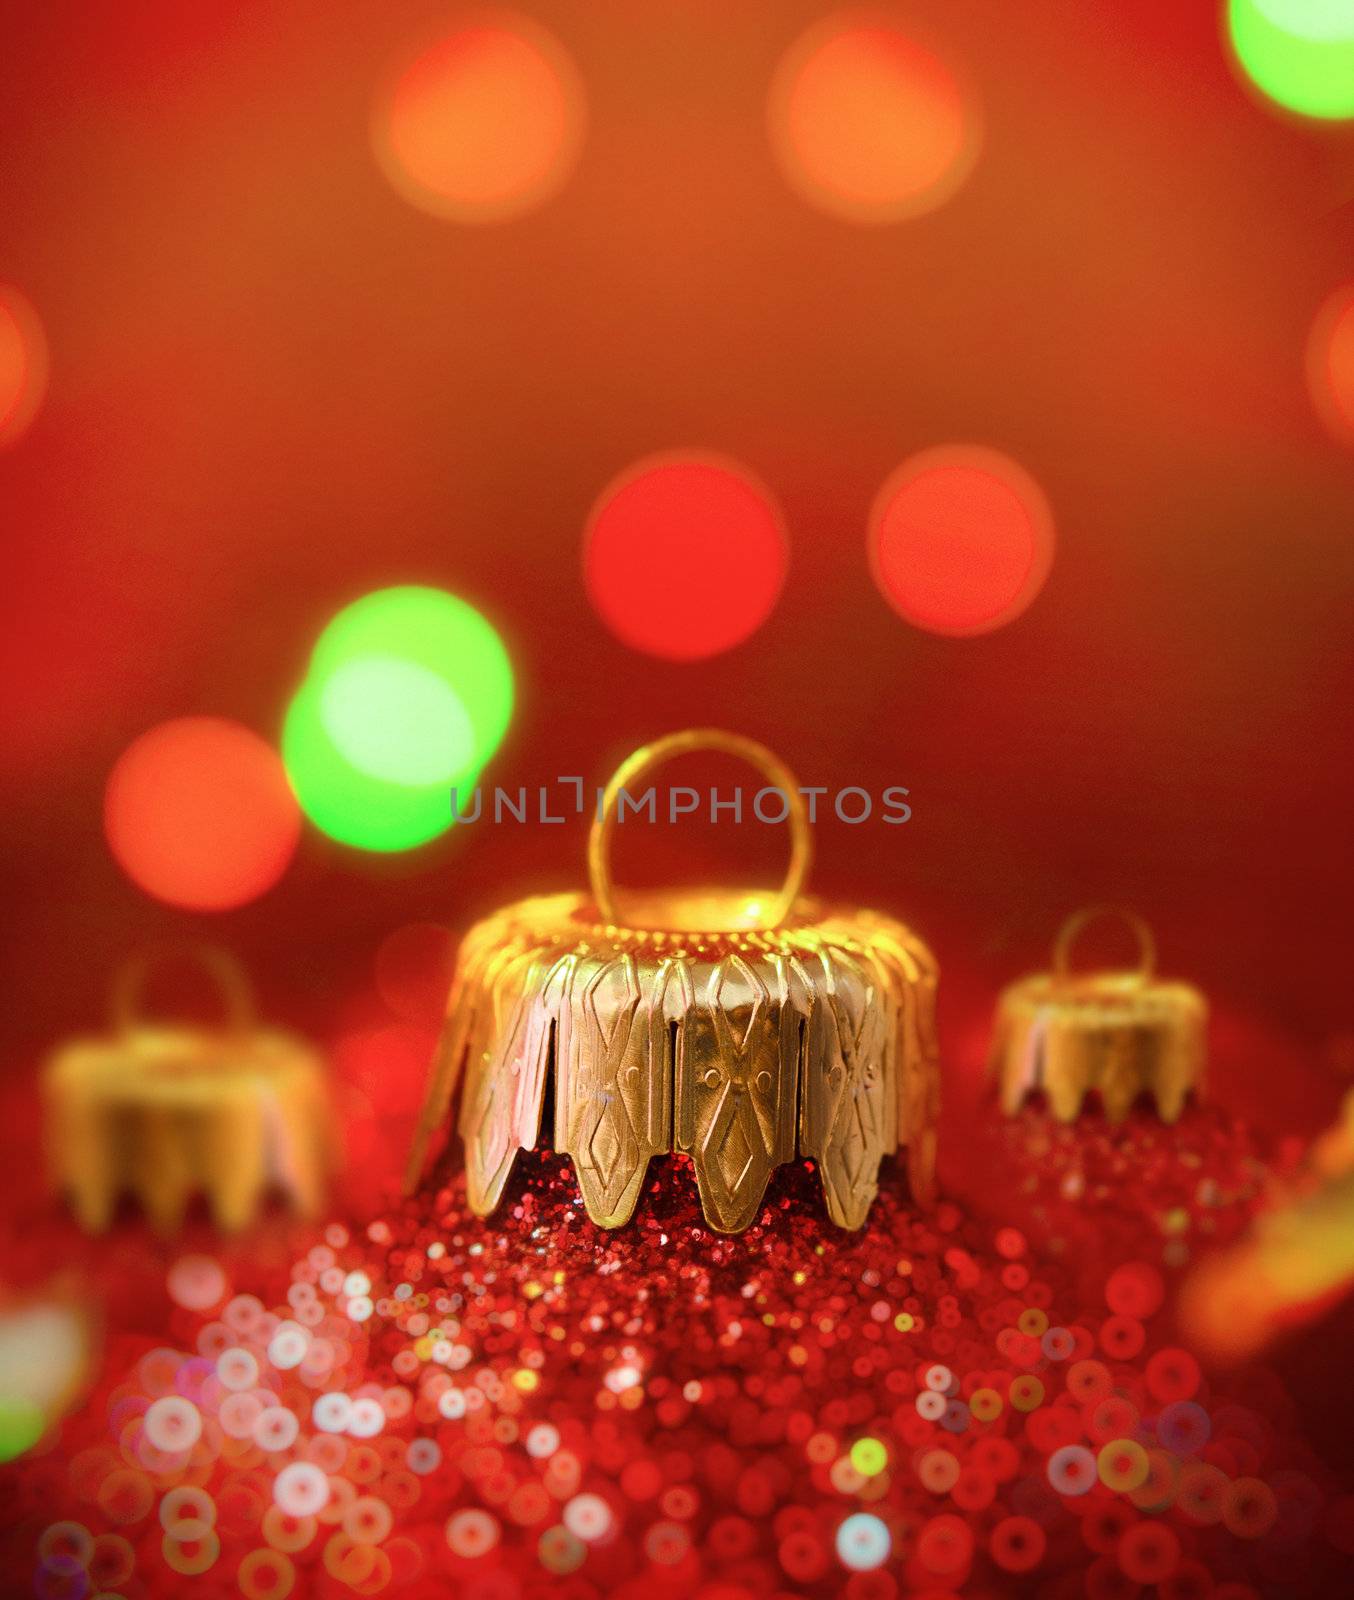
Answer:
[1052, 905, 1156, 985]
[111, 945, 255, 1038]
[587, 728, 813, 930]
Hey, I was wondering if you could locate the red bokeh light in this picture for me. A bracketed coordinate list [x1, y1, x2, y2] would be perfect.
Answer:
[868, 445, 1055, 636]
[332, 1021, 436, 1119]
[584, 452, 788, 660]
[104, 718, 301, 911]
[374, 922, 457, 1025]
[331, 1020, 439, 1204]
[375, 14, 585, 223]
[0, 285, 48, 448]
[769, 13, 980, 224]
[1307, 284, 1354, 445]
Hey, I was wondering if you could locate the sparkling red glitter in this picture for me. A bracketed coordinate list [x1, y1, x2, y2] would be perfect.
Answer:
[2, 1131, 1349, 1598]
[953, 1102, 1274, 1300]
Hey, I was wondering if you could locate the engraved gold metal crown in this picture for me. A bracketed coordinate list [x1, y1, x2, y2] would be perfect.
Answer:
[43, 948, 333, 1233]
[989, 907, 1206, 1124]
[406, 729, 940, 1234]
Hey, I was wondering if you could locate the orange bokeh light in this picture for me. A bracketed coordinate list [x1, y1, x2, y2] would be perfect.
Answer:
[375, 13, 585, 223]
[584, 451, 788, 660]
[868, 446, 1055, 637]
[104, 718, 301, 911]
[0, 285, 48, 448]
[769, 12, 980, 224]
[1307, 284, 1354, 445]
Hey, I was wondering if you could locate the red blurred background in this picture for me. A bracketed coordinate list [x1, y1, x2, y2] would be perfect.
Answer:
[2, 0, 1354, 1154]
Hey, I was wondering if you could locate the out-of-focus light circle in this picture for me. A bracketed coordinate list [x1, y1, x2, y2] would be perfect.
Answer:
[282, 680, 461, 853]
[375, 14, 586, 222]
[333, 1023, 438, 1119]
[104, 718, 301, 910]
[1253, 0, 1354, 38]
[0, 1397, 44, 1463]
[1228, 0, 1354, 119]
[274, 1462, 330, 1517]
[768, 13, 980, 223]
[319, 656, 475, 786]
[868, 445, 1055, 636]
[1307, 284, 1354, 444]
[836, 1511, 891, 1570]
[310, 587, 513, 773]
[850, 1437, 888, 1477]
[584, 452, 788, 660]
[0, 285, 48, 448]
[374, 923, 457, 1024]
[167, 1257, 227, 1312]
[144, 1395, 202, 1452]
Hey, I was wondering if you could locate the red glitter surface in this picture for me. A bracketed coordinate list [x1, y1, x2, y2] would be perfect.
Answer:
[948, 1101, 1276, 1312]
[3, 1135, 1350, 1599]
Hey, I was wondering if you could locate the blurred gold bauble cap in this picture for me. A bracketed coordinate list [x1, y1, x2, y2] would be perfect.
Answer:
[43, 946, 333, 1233]
[989, 906, 1207, 1125]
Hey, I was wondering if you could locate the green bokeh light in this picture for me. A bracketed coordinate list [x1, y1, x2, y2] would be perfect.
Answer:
[283, 678, 475, 852]
[1251, 1, 1354, 42]
[311, 587, 514, 771]
[1229, 0, 1354, 119]
[319, 654, 477, 787]
[849, 1437, 888, 1477]
[0, 1395, 45, 1464]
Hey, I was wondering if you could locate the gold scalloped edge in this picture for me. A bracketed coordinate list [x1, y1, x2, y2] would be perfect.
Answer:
[42, 1031, 335, 1233]
[405, 894, 940, 1234]
[988, 974, 1207, 1125]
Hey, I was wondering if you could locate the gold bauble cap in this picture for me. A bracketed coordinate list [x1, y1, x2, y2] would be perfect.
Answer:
[43, 947, 333, 1233]
[406, 729, 940, 1234]
[989, 907, 1206, 1124]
